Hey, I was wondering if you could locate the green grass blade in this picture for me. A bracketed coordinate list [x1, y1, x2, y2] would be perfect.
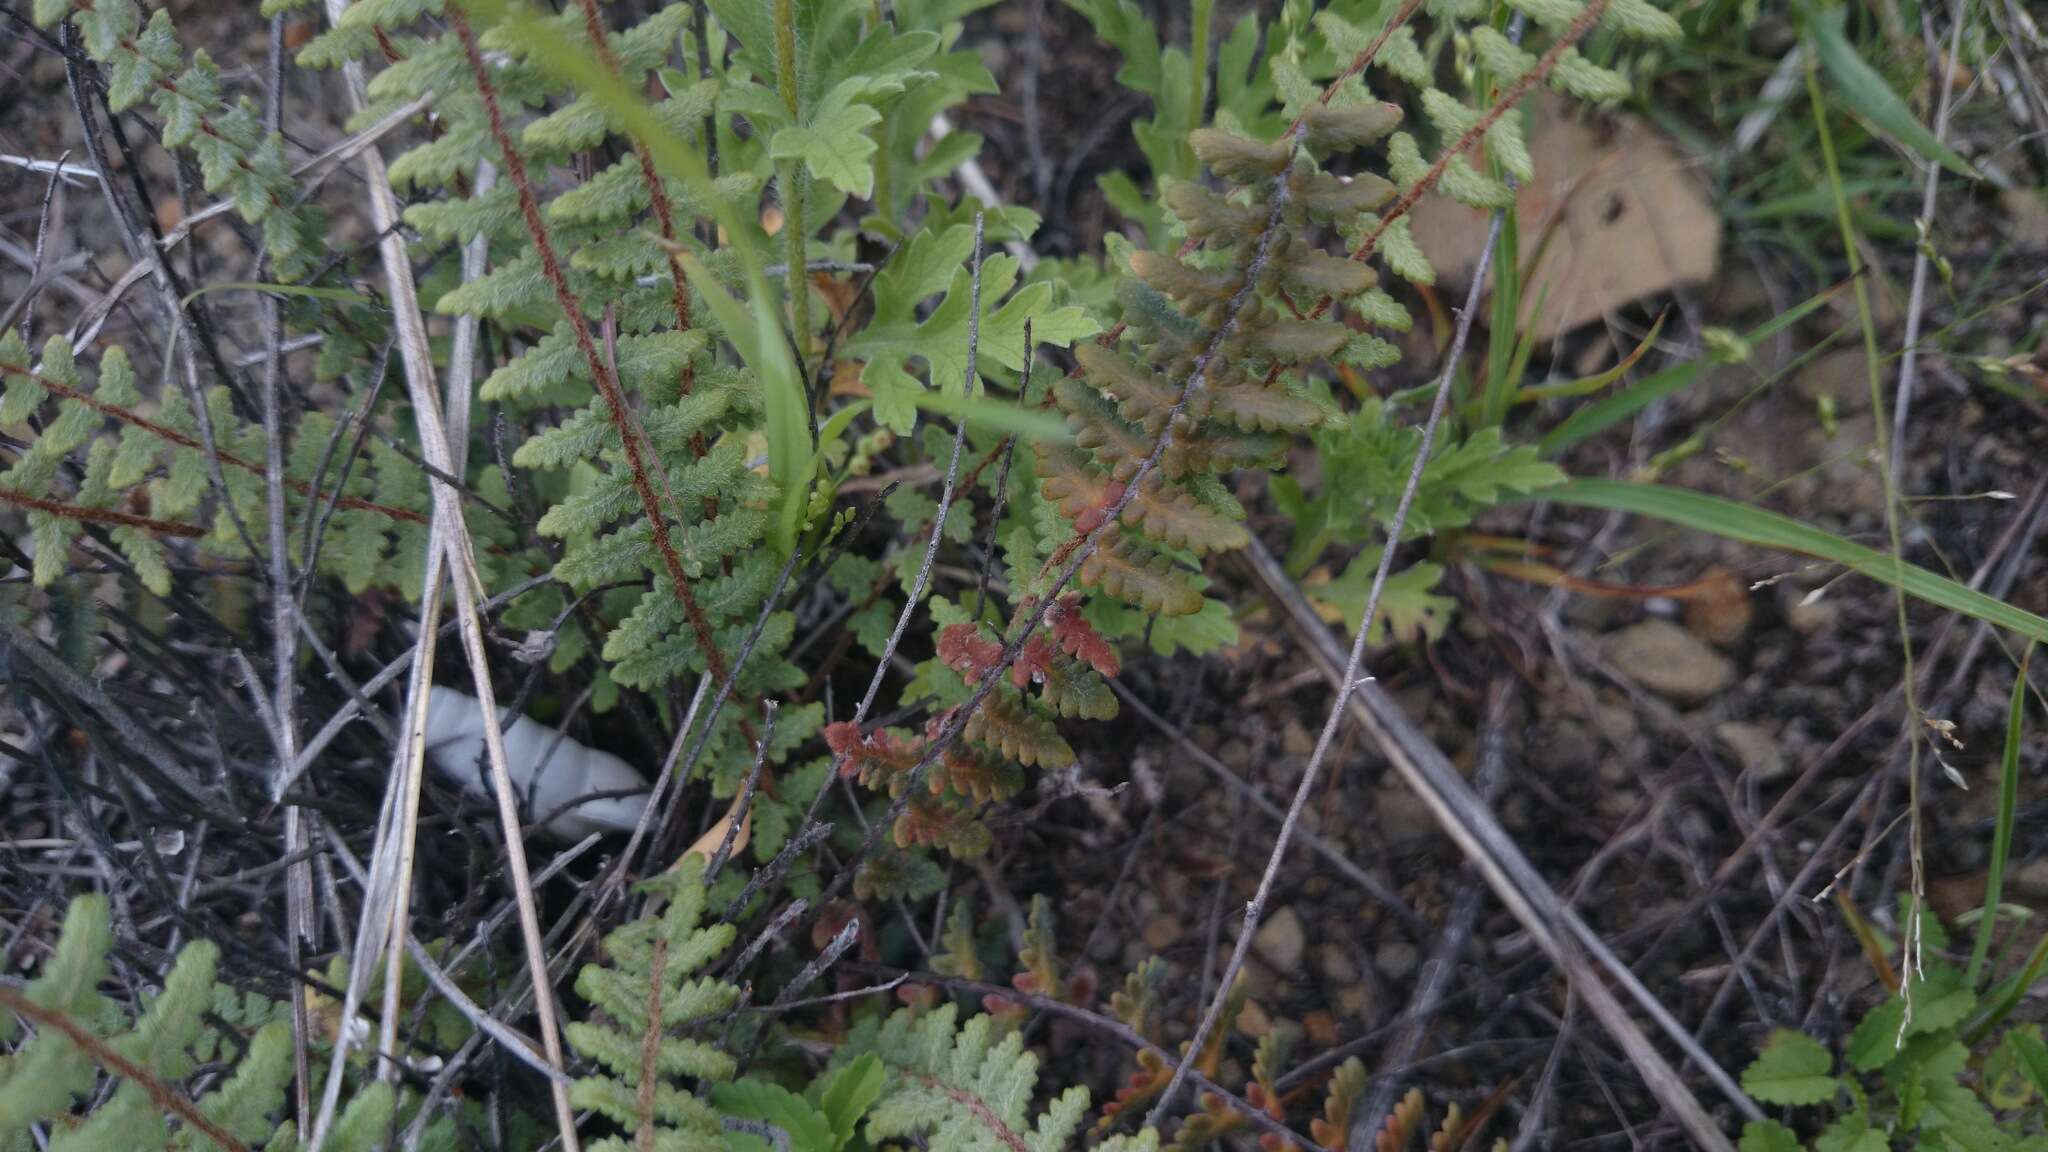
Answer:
[484, 2, 816, 557]
[1800, 6, 1975, 179]
[910, 393, 1071, 443]
[672, 248, 814, 557]
[1538, 282, 1844, 456]
[179, 282, 370, 308]
[1481, 206, 1522, 429]
[1967, 645, 2032, 988]
[1529, 479, 2048, 643]
[1515, 311, 1666, 405]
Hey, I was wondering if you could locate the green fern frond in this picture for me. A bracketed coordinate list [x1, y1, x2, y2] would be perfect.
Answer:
[0, 895, 400, 1152]
[850, 1005, 1100, 1152]
[0, 335, 428, 601]
[34, 0, 324, 278]
[567, 855, 742, 1152]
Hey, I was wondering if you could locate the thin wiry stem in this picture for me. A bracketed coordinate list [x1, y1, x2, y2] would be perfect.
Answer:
[790, 217, 990, 850]
[1890, 4, 1966, 479]
[58, 17, 255, 420]
[1110, 680, 1425, 936]
[610, 672, 712, 889]
[855, 214, 986, 724]
[258, 14, 316, 1131]
[262, 0, 312, 1040]
[2, 151, 65, 339]
[1806, 42, 1928, 1031]
[619, 543, 797, 885]
[730, 894, 811, 974]
[445, 161, 494, 483]
[402, 933, 569, 1085]
[776, 917, 861, 1008]
[707, 701, 777, 884]
[971, 320, 1027, 622]
[297, 342, 395, 599]
[56, 22, 269, 575]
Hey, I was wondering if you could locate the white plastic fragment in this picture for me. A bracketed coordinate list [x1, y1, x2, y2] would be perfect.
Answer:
[422, 685, 650, 839]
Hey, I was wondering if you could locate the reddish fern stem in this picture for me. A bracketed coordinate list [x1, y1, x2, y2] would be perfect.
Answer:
[449, 6, 728, 685]
[0, 486, 205, 537]
[1303, 0, 1432, 117]
[1343, 0, 1612, 278]
[572, 0, 698, 405]
[905, 1073, 1031, 1152]
[634, 938, 668, 1152]
[0, 360, 427, 525]
[1070, 0, 1428, 371]
[572, 0, 723, 551]
[0, 983, 251, 1152]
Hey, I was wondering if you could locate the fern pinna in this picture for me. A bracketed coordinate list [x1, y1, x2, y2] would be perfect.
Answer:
[566, 856, 743, 1152]
[33, 0, 327, 280]
[0, 331, 434, 602]
[0, 895, 392, 1152]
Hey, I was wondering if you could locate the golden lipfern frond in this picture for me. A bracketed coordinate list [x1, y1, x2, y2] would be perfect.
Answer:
[1042, 106, 1422, 617]
[1311, 1058, 1370, 1150]
[963, 691, 1076, 769]
[1377, 1089, 1427, 1152]
[1079, 539, 1208, 618]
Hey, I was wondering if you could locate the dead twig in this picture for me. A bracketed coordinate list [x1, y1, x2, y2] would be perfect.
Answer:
[307, 4, 581, 1148]
[1245, 537, 1750, 1151]
[1890, 0, 1968, 476]
[1149, 177, 1504, 1136]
